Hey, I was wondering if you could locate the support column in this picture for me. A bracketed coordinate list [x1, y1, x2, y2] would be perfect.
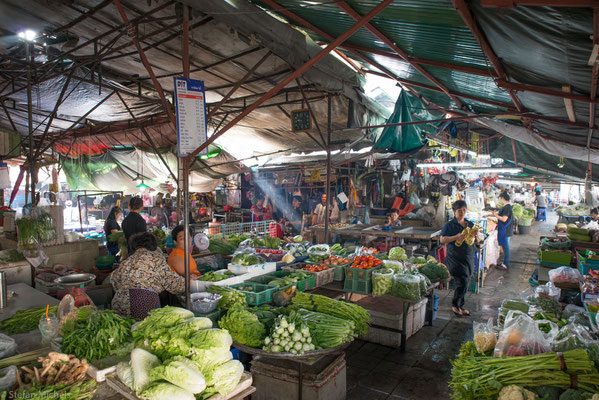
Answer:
[324, 94, 332, 243]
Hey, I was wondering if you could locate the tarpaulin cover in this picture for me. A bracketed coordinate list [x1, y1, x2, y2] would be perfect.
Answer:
[61, 148, 244, 194]
[373, 91, 437, 153]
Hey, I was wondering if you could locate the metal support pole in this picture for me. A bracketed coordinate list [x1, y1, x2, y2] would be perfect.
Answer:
[26, 41, 35, 203]
[183, 158, 191, 310]
[324, 94, 332, 243]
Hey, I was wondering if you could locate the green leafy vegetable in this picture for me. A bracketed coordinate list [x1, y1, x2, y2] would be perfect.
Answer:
[131, 348, 161, 394]
[207, 286, 247, 310]
[140, 382, 194, 400]
[149, 356, 206, 394]
[218, 305, 266, 348]
[0, 306, 58, 334]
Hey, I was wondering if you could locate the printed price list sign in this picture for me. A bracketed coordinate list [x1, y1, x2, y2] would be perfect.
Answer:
[174, 77, 208, 156]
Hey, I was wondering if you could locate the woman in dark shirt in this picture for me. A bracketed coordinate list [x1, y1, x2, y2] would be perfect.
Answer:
[440, 200, 476, 317]
[104, 206, 122, 256]
[491, 192, 513, 271]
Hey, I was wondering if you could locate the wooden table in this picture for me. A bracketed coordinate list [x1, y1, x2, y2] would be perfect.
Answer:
[317, 281, 440, 352]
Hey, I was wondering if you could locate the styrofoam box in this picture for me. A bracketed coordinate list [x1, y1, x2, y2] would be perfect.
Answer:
[190, 270, 251, 293]
[228, 262, 276, 276]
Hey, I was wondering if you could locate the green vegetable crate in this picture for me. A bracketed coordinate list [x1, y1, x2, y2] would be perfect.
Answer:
[539, 249, 572, 266]
[578, 260, 599, 276]
[282, 264, 334, 287]
[230, 283, 278, 306]
[249, 270, 316, 292]
[333, 266, 345, 281]
[343, 266, 380, 295]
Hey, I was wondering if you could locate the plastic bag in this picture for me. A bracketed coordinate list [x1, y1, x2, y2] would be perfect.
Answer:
[0, 366, 17, 391]
[353, 246, 376, 256]
[382, 260, 405, 273]
[413, 273, 429, 296]
[473, 319, 497, 354]
[562, 304, 586, 319]
[0, 334, 17, 359]
[534, 319, 560, 342]
[501, 299, 530, 314]
[372, 268, 394, 296]
[535, 282, 561, 300]
[307, 244, 330, 262]
[548, 266, 582, 284]
[494, 314, 550, 357]
[504, 309, 529, 327]
[391, 274, 421, 301]
[552, 323, 599, 352]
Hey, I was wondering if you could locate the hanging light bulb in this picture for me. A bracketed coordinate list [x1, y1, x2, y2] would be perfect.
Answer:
[557, 157, 565, 168]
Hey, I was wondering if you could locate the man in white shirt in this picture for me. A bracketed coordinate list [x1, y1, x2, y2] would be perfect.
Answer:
[312, 194, 339, 225]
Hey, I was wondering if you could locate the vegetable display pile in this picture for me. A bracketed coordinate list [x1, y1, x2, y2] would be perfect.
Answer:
[450, 349, 599, 399]
[293, 309, 356, 348]
[389, 246, 408, 261]
[262, 314, 314, 354]
[350, 255, 383, 269]
[19, 352, 90, 387]
[218, 305, 266, 348]
[372, 268, 394, 296]
[0, 306, 58, 334]
[225, 233, 249, 248]
[266, 270, 311, 287]
[262, 236, 282, 250]
[61, 309, 133, 361]
[417, 259, 450, 282]
[391, 274, 422, 301]
[16, 217, 39, 250]
[307, 245, 330, 262]
[126, 306, 243, 399]
[230, 253, 264, 266]
[303, 265, 329, 272]
[207, 286, 247, 310]
[198, 270, 234, 282]
[9, 379, 97, 400]
[323, 255, 351, 266]
[208, 238, 236, 255]
[290, 292, 370, 335]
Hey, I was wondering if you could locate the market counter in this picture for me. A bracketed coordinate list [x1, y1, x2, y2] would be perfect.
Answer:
[44, 239, 100, 272]
[0, 283, 59, 352]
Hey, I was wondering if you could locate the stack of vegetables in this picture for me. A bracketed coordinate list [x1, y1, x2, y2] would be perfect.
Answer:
[118, 306, 244, 400]
[449, 282, 599, 400]
[417, 256, 450, 282]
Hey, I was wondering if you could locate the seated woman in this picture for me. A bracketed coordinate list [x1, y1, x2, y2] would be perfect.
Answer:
[167, 225, 201, 276]
[111, 232, 185, 317]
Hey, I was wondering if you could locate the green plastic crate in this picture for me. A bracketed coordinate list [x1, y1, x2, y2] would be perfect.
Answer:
[194, 309, 222, 326]
[539, 250, 572, 266]
[343, 278, 372, 294]
[333, 266, 345, 281]
[231, 282, 277, 306]
[248, 271, 315, 292]
[344, 265, 379, 281]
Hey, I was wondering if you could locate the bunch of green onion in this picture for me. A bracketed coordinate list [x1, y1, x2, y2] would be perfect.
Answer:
[293, 309, 356, 348]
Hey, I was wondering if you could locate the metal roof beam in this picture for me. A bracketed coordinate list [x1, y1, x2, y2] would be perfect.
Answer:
[335, 1, 464, 109]
[588, 8, 599, 149]
[184, 0, 394, 161]
[339, 43, 497, 78]
[497, 80, 599, 104]
[452, 0, 525, 112]
[481, 0, 599, 7]
[363, 69, 516, 110]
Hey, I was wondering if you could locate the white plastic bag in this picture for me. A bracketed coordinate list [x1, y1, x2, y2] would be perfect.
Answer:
[494, 314, 550, 357]
[548, 266, 582, 284]
[0, 366, 17, 391]
[0, 334, 17, 359]
[473, 319, 497, 354]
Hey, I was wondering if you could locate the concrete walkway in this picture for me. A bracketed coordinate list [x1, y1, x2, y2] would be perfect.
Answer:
[344, 211, 558, 400]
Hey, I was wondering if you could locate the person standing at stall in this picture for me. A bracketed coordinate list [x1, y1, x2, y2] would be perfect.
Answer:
[491, 192, 513, 271]
[167, 225, 200, 276]
[440, 200, 476, 317]
[535, 190, 547, 219]
[286, 196, 304, 235]
[104, 206, 122, 256]
[122, 196, 147, 253]
[313, 193, 339, 225]
[251, 195, 270, 222]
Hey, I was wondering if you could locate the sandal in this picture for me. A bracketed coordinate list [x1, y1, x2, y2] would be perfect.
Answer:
[460, 309, 471, 316]
[452, 307, 462, 317]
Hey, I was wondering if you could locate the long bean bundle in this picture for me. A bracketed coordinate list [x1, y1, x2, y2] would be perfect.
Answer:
[293, 309, 356, 348]
[290, 292, 370, 335]
[450, 348, 599, 400]
[0, 306, 58, 334]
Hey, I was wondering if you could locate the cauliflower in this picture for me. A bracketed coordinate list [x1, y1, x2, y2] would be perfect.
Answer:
[498, 385, 537, 400]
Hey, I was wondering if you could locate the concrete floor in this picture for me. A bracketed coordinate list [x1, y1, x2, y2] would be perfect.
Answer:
[344, 211, 558, 400]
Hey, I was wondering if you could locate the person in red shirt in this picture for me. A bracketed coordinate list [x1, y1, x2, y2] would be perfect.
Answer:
[251, 195, 270, 222]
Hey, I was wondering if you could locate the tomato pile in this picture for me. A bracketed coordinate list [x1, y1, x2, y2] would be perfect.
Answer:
[360, 247, 380, 255]
[256, 248, 284, 255]
[303, 265, 330, 272]
[324, 256, 351, 265]
[351, 255, 383, 270]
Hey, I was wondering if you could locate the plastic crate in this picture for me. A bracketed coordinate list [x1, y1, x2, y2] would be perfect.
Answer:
[282, 264, 334, 287]
[248, 270, 315, 292]
[579, 260, 599, 276]
[343, 277, 371, 294]
[344, 265, 379, 281]
[231, 282, 277, 306]
[333, 266, 345, 281]
[576, 249, 599, 266]
[539, 250, 572, 266]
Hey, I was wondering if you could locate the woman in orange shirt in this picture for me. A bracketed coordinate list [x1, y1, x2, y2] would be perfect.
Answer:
[167, 225, 200, 276]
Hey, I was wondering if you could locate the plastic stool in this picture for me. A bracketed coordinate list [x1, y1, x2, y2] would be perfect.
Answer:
[129, 288, 161, 320]
[537, 208, 547, 221]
